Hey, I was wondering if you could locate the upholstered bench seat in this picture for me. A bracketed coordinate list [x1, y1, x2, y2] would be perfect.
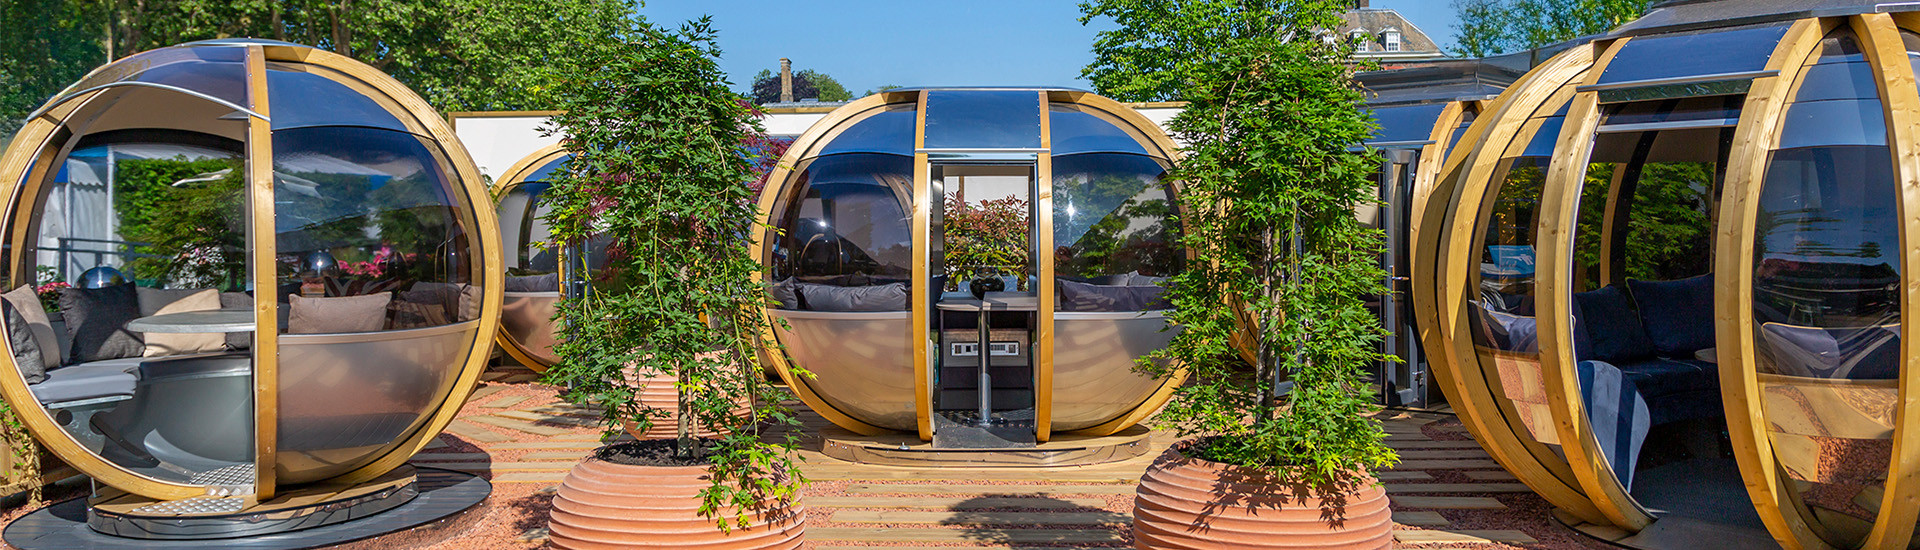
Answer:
[29, 356, 147, 406]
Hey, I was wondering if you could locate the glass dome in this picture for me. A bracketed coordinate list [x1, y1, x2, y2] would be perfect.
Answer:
[1414, 8, 1920, 549]
[491, 146, 568, 371]
[754, 89, 1185, 442]
[0, 40, 499, 509]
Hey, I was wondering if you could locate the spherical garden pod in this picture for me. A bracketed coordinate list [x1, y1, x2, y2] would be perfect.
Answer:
[753, 88, 1184, 443]
[492, 144, 568, 371]
[1414, 1, 1920, 548]
[0, 40, 498, 537]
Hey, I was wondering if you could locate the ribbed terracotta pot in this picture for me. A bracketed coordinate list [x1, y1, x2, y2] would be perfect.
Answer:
[549, 457, 805, 550]
[621, 368, 751, 440]
[1133, 443, 1393, 550]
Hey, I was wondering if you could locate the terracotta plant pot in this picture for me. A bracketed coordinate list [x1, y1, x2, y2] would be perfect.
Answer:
[1133, 443, 1393, 550]
[621, 368, 751, 440]
[549, 457, 804, 549]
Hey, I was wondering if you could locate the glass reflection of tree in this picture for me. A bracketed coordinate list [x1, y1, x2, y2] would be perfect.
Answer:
[1572, 161, 1714, 290]
[276, 169, 453, 285]
[1052, 172, 1176, 279]
[114, 157, 246, 289]
[942, 194, 1030, 289]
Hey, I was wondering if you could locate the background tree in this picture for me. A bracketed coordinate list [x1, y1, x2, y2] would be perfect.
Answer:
[542, 15, 803, 527]
[1081, 0, 1396, 488]
[1451, 0, 1650, 57]
[748, 67, 853, 104]
[0, 0, 636, 132]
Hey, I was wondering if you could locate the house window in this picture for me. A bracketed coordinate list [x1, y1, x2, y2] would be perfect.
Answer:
[1384, 31, 1402, 52]
[1349, 29, 1370, 52]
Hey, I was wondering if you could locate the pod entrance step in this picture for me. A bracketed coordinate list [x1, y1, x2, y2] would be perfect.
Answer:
[932, 410, 1036, 449]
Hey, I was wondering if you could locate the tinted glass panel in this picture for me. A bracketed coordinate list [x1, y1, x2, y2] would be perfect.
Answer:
[1594, 24, 1791, 86]
[527, 155, 570, 183]
[922, 91, 1043, 150]
[71, 46, 249, 107]
[1367, 103, 1448, 145]
[1778, 100, 1887, 149]
[814, 106, 917, 157]
[1052, 154, 1179, 292]
[273, 126, 477, 324]
[768, 153, 915, 290]
[1522, 116, 1565, 157]
[266, 65, 410, 132]
[1599, 96, 1742, 129]
[1049, 105, 1151, 156]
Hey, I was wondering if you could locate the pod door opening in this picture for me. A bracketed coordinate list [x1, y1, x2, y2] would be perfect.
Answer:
[931, 163, 1039, 448]
[1569, 95, 1764, 536]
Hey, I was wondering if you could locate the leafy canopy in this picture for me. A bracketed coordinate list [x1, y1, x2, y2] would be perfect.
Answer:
[1451, 0, 1651, 57]
[1082, 0, 1397, 488]
[540, 15, 804, 529]
[0, 0, 636, 132]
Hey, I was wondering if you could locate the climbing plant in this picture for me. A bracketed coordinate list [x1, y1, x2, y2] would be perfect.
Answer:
[1081, 0, 1398, 491]
[539, 16, 803, 529]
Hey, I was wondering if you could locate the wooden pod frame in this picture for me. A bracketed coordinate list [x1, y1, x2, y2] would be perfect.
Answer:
[1414, 11, 1920, 550]
[0, 40, 502, 502]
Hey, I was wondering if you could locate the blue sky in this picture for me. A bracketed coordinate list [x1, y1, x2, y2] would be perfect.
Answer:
[640, 0, 1462, 96]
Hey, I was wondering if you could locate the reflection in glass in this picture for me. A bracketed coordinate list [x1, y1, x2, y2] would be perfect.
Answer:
[1592, 23, 1791, 85]
[1052, 153, 1177, 310]
[939, 165, 1034, 292]
[1368, 103, 1448, 144]
[768, 153, 914, 297]
[1048, 105, 1151, 156]
[816, 105, 918, 157]
[1751, 28, 1897, 547]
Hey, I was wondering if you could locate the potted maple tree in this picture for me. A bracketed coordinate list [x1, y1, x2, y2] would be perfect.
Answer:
[538, 16, 804, 549]
[1081, 0, 1400, 548]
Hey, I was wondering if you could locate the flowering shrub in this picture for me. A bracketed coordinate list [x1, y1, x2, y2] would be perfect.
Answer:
[34, 282, 67, 313]
[942, 195, 1030, 288]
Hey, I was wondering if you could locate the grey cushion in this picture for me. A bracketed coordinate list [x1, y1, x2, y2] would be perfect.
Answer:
[289, 293, 391, 334]
[409, 282, 478, 321]
[1057, 279, 1171, 312]
[1472, 304, 1538, 353]
[1, 285, 60, 366]
[505, 274, 560, 292]
[135, 287, 204, 317]
[28, 356, 146, 405]
[1759, 323, 1900, 380]
[768, 278, 800, 310]
[219, 292, 252, 350]
[59, 283, 144, 363]
[797, 283, 907, 312]
[4, 301, 46, 384]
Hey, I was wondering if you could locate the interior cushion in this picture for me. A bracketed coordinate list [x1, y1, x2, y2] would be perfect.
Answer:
[1572, 285, 1656, 363]
[505, 274, 560, 292]
[1471, 304, 1538, 353]
[1628, 274, 1716, 356]
[135, 287, 224, 357]
[389, 294, 452, 329]
[1057, 279, 1171, 312]
[219, 292, 252, 350]
[28, 357, 143, 405]
[1613, 357, 1719, 398]
[1758, 323, 1899, 380]
[1, 285, 61, 367]
[4, 301, 47, 384]
[767, 278, 800, 310]
[408, 282, 478, 321]
[797, 283, 907, 312]
[59, 283, 144, 363]
[289, 293, 392, 334]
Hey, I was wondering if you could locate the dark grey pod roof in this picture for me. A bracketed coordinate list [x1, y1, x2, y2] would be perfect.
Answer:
[1611, 0, 1920, 37]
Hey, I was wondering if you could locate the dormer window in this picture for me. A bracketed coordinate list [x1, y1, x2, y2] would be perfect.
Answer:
[1383, 29, 1402, 52]
[1349, 28, 1370, 52]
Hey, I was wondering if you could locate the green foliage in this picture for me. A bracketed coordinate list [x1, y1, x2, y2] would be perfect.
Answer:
[1082, 0, 1397, 490]
[0, 0, 635, 129]
[943, 195, 1031, 288]
[1052, 173, 1179, 279]
[112, 157, 248, 289]
[0, 397, 38, 504]
[1573, 162, 1714, 287]
[749, 67, 853, 103]
[541, 15, 804, 530]
[1450, 0, 1650, 57]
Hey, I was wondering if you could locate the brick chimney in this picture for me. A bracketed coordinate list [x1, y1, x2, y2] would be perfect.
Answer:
[1354, 0, 1368, 7]
[779, 58, 794, 103]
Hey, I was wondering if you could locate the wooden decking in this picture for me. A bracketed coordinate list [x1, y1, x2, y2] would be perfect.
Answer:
[400, 363, 1609, 549]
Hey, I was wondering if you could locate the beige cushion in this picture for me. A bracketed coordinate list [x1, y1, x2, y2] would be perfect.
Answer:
[141, 289, 223, 356]
[289, 293, 392, 334]
[408, 282, 479, 321]
[1, 285, 61, 366]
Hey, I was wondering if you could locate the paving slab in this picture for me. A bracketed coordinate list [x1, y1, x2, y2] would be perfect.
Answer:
[809, 527, 1125, 544]
[844, 484, 1138, 496]
[444, 420, 513, 443]
[1390, 496, 1508, 509]
[463, 414, 575, 436]
[809, 497, 1107, 509]
[1393, 529, 1537, 544]
[1385, 483, 1532, 494]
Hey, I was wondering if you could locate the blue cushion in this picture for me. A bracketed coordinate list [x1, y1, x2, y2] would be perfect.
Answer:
[1629, 274, 1715, 356]
[1614, 357, 1718, 399]
[1757, 323, 1899, 380]
[1573, 285, 1657, 362]
[1472, 304, 1537, 352]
